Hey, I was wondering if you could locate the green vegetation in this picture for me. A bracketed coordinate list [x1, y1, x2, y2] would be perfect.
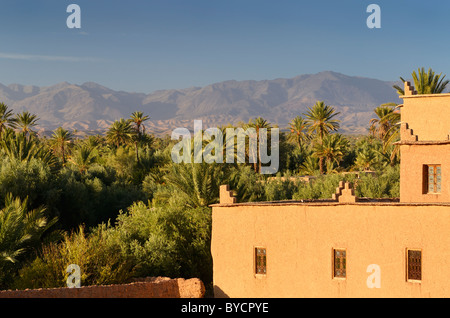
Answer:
[2, 68, 439, 292]
[393, 67, 449, 95]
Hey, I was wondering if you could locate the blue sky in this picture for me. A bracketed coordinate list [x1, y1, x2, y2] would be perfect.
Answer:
[0, 0, 449, 93]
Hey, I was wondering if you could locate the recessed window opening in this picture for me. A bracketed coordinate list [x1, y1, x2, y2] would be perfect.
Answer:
[255, 247, 266, 275]
[407, 249, 422, 282]
[424, 164, 441, 194]
[333, 249, 346, 278]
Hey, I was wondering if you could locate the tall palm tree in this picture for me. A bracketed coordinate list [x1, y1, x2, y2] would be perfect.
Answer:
[130, 111, 150, 163]
[288, 116, 308, 153]
[221, 124, 244, 165]
[304, 101, 340, 141]
[304, 101, 340, 174]
[50, 127, 73, 164]
[130, 111, 150, 136]
[0, 103, 15, 138]
[246, 117, 272, 173]
[369, 103, 401, 141]
[312, 134, 348, 174]
[369, 103, 402, 165]
[106, 118, 134, 148]
[15, 111, 39, 138]
[393, 67, 449, 95]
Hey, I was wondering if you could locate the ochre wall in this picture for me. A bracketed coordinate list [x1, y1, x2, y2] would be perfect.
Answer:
[400, 144, 450, 203]
[400, 94, 450, 141]
[212, 203, 450, 298]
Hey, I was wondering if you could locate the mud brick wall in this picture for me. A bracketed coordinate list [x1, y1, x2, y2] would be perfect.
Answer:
[0, 277, 205, 298]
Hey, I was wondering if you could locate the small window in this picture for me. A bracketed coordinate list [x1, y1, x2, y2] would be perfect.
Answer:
[424, 165, 441, 193]
[407, 249, 422, 282]
[333, 249, 346, 278]
[255, 248, 266, 275]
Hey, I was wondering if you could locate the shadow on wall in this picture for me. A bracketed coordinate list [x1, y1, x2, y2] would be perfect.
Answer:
[213, 285, 230, 298]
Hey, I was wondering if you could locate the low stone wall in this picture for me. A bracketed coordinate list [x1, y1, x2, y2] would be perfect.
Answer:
[0, 277, 205, 298]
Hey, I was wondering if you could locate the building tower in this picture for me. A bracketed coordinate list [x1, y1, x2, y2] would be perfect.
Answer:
[399, 81, 450, 202]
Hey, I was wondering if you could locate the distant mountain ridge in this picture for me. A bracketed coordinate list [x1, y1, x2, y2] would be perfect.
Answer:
[0, 71, 402, 136]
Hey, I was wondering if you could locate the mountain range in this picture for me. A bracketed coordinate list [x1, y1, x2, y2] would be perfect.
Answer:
[0, 71, 403, 136]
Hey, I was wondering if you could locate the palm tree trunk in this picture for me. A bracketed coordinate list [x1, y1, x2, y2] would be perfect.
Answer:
[319, 157, 324, 175]
[135, 141, 139, 163]
[61, 144, 65, 164]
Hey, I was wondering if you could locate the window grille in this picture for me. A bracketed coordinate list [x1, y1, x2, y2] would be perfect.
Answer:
[407, 249, 422, 281]
[333, 249, 346, 278]
[424, 165, 441, 193]
[255, 248, 266, 275]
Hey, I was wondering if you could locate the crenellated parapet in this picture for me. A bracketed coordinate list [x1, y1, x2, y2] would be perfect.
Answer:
[404, 81, 417, 96]
[220, 185, 237, 204]
[400, 122, 418, 142]
[332, 181, 357, 203]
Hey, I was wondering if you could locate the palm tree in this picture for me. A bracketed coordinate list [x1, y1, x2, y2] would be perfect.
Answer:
[300, 156, 319, 175]
[15, 111, 39, 138]
[312, 134, 348, 174]
[305, 101, 340, 141]
[0, 103, 15, 138]
[1, 132, 38, 162]
[0, 132, 59, 170]
[355, 147, 377, 171]
[304, 101, 340, 174]
[163, 161, 227, 208]
[106, 118, 134, 148]
[50, 127, 73, 164]
[81, 135, 106, 158]
[130, 111, 150, 163]
[130, 111, 150, 136]
[393, 67, 449, 95]
[369, 103, 401, 165]
[68, 145, 97, 174]
[246, 117, 272, 173]
[369, 103, 401, 141]
[0, 193, 56, 286]
[288, 116, 308, 153]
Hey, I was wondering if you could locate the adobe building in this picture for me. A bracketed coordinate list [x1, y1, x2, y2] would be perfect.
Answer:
[210, 81, 450, 298]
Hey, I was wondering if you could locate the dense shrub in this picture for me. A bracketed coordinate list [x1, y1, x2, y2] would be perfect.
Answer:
[228, 165, 265, 202]
[12, 203, 213, 290]
[12, 225, 134, 289]
[264, 172, 301, 201]
[0, 157, 56, 211]
[293, 173, 357, 200]
[292, 167, 400, 200]
[356, 165, 400, 198]
[109, 202, 212, 284]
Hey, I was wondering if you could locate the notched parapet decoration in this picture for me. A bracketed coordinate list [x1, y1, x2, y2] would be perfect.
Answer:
[332, 181, 357, 203]
[220, 185, 237, 204]
[400, 122, 418, 142]
[404, 81, 417, 96]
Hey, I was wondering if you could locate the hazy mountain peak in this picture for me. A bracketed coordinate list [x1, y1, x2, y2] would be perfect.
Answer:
[81, 82, 112, 91]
